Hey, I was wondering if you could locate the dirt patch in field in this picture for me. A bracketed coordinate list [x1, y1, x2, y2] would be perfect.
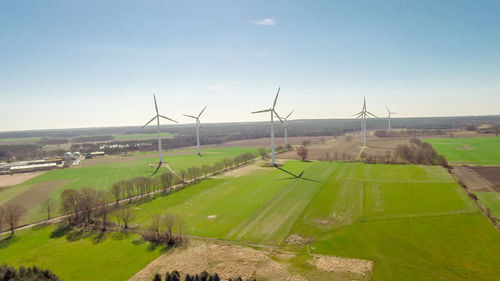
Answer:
[470, 166, 500, 192]
[207, 215, 217, 219]
[216, 162, 267, 178]
[0, 171, 46, 188]
[1, 179, 68, 215]
[129, 239, 304, 281]
[284, 234, 313, 246]
[209, 136, 334, 149]
[451, 167, 496, 192]
[312, 218, 336, 227]
[310, 254, 373, 276]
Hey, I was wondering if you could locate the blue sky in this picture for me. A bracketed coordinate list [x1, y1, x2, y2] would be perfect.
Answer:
[1, 0, 499, 131]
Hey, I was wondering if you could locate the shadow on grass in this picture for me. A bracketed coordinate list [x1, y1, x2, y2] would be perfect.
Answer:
[274, 166, 320, 183]
[110, 231, 130, 241]
[50, 224, 72, 238]
[0, 234, 17, 249]
[147, 242, 171, 253]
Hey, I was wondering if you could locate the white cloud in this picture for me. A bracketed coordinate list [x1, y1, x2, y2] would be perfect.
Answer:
[250, 18, 276, 26]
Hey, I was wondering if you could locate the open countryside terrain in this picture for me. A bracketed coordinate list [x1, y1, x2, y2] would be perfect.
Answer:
[0, 147, 258, 226]
[1, 160, 499, 280]
[424, 136, 500, 165]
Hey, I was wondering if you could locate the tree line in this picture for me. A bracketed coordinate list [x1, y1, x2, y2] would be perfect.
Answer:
[153, 271, 258, 281]
[0, 264, 60, 281]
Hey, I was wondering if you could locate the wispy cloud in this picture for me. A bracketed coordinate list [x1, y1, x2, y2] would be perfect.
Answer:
[250, 18, 276, 26]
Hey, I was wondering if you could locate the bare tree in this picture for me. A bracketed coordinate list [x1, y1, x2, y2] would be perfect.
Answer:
[79, 187, 97, 225]
[96, 190, 109, 230]
[202, 165, 211, 178]
[3, 203, 26, 235]
[296, 146, 308, 161]
[258, 148, 267, 160]
[110, 182, 122, 205]
[161, 214, 177, 239]
[115, 207, 135, 230]
[41, 198, 56, 220]
[160, 172, 174, 193]
[61, 189, 81, 224]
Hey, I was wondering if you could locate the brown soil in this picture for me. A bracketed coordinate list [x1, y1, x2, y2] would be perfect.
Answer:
[470, 167, 500, 192]
[451, 167, 496, 192]
[80, 149, 194, 167]
[284, 234, 313, 246]
[130, 239, 374, 281]
[129, 239, 304, 281]
[310, 254, 373, 276]
[215, 161, 266, 178]
[209, 136, 334, 148]
[0, 171, 46, 188]
[1, 180, 68, 219]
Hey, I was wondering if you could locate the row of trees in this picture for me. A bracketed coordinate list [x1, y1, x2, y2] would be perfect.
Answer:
[153, 271, 257, 281]
[0, 264, 60, 281]
[141, 214, 185, 246]
[60, 187, 111, 229]
[374, 129, 446, 138]
[359, 138, 448, 166]
[0, 203, 26, 235]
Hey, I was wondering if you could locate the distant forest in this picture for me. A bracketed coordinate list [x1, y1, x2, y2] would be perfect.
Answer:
[1, 115, 500, 162]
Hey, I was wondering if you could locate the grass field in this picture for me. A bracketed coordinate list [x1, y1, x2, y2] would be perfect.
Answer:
[0, 225, 162, 281]
[114, 132, 174, 140]
[291, 163, 500, 281]
[130, 161, 336, 244]
[475, 192, 500, 220]
[0, 147, 258, 225]
[424, 137, 500, 165]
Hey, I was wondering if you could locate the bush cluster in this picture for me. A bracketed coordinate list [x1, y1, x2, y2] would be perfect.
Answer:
[0, 264, 60, 281]
[153, 271, 257, 281]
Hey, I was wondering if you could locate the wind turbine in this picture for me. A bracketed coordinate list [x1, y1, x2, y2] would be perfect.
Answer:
[142, 94, 178, 175]
[353, 97, 377, 147]
[183, 106, 207, 156]
[386, 106, 397, 130]
[252, 87, 283, 166]
[276, 110, 293, 147]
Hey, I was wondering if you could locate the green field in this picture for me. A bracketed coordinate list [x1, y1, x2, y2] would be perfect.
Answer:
[291, 163, 500, 281]
[114, 132, 174, 140]
[0, 136, 42, 143]
[475, 192, 500, 220]
[0, 225, 162, 281]
[424, 137, 500, 165]
[1, 161, 499, 280]
[0, 147, 258, 224]
[130, 161, 336, 244]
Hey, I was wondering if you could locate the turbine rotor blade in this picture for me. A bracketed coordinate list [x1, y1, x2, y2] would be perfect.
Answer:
[273, 110, 283, 123]
[160, 115, 179, 123]
[386, 106, 390, 113]
[142, 116, 157, 128]
[183, 114, 197, 119]
[251, 108, 272, 114]
[285, 110, 294, 120]
[353, 111, 363, 116]
[153, 94, 159, 114]
[198, 106, 207, 118]
[272, 87, 280, 109]
[366, 111, 378, 118]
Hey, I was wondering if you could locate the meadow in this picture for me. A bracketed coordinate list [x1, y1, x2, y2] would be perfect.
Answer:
[0, 147, 258, 225]
[475, 192, 500, 220]
[129, 161, 336, 244]
[1, 160, 499, 281]
[424, 137, 500, 165]
[291, 163, 500, 281]
[0, 225, 162, 281]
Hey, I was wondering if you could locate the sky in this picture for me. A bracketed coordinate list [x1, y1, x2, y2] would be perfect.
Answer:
[1, 0, 500, 131]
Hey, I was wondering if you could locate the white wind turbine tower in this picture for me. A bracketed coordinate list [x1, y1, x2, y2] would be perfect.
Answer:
[252, 87, 283, 166]
[142, 94, 178, 175]
[386, 106, 397, 130]
[183, 106, 207, 156]
[353, 97, 377, 147]
[276, 110, 293, 147]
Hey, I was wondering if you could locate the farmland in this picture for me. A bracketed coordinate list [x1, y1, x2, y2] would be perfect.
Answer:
[0, 147, 258, 225]
[1, 160, 500, 280]
[0, 225, 162, 281]
[476, 192, 500, 220]
[424, 137, 500, 165]
[291, 163, 500, 281]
